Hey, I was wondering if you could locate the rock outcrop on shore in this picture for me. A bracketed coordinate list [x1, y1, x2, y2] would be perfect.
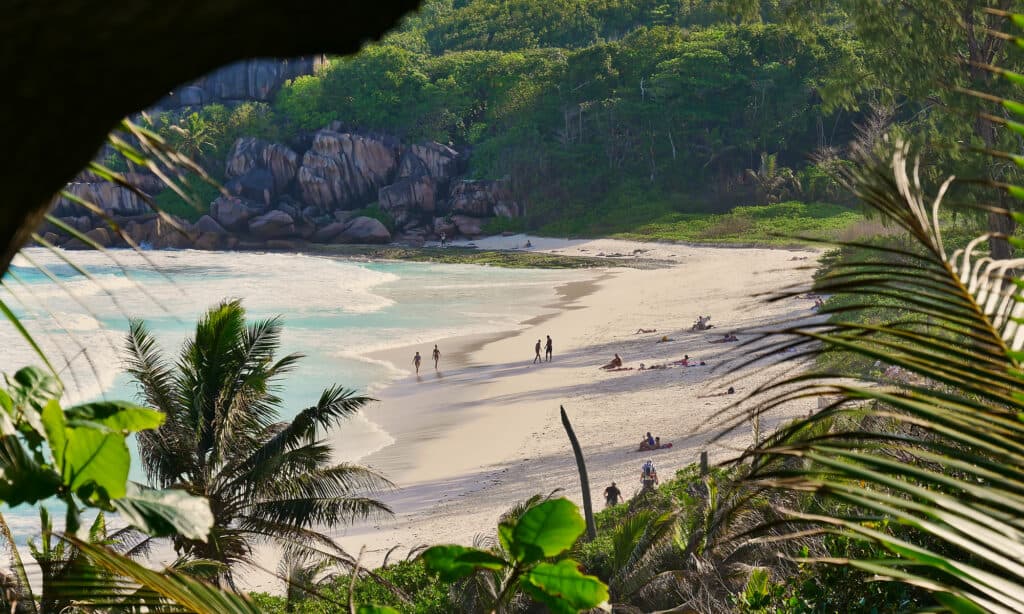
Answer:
[45, 125, 522, 251]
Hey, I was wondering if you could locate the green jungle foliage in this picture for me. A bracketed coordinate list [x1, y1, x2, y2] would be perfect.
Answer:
[151, 0, 872, 237]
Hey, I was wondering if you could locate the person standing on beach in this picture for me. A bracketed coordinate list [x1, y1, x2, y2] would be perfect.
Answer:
[604, 481, 621, 507]
[545, 335, 553, 362]
[413, 351, 422, 374]
[534, 339, 542, 364]
[432, 344, 441, 370]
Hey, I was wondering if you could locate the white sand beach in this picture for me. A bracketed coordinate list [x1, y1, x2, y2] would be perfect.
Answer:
[241, 237, 823, 591]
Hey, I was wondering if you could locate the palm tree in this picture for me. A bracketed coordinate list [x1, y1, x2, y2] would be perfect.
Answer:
[123, 299, 391, 586]
[165, 112, 221, 163]
[745, 152, 801, 204]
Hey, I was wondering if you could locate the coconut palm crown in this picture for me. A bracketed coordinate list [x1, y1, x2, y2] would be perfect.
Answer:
[124, 299, 391, 583]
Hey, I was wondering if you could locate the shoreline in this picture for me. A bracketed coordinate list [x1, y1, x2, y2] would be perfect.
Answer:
[352, 271, 610, 486]
[323, 238, 822, 568]
[238, 236, 824, 594]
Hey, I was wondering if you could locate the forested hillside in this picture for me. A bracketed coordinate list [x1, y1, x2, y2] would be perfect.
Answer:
[153, 0, 870, 235]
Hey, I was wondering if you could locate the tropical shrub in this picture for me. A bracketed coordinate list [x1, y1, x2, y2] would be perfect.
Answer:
[423, 497, 609, 613]
[124, 300, 392, 585]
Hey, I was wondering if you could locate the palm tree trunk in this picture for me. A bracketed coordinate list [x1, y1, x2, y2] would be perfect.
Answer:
[559, 405, 596, 541]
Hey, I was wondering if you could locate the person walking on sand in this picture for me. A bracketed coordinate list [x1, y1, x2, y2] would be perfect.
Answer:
[432, 344, 441, 369]
[604, 481, 622, 507]
[413, 351, 422, 375]
[534, 339, 542, 364]
[545, 335, 553, 362]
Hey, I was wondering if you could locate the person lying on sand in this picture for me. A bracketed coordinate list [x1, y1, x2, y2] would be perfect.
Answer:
[638, 363, 668, 371]
[634, 328, 657, 334]
[600, 354, 623, 370]
[671, 355, 691, 366]
[709, 333, 738, 343]
[697, 386, 736, 399]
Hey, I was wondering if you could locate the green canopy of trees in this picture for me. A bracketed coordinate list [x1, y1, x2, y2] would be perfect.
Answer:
[167, 0, 869, 233]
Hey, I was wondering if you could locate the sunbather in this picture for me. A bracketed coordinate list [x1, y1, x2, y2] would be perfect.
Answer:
[600, 354, 623, 370]
[634, 328, 657, 334]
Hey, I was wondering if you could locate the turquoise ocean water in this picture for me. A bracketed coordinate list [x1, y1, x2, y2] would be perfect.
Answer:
[1, 248, 576, 542]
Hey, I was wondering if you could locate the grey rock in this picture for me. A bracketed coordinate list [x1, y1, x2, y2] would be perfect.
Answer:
[277, 202, 299, 219]
[263, 143, 299, 188]
[402, 142, 460, 180]
[339, 216, 391, 244]
[193, 232, 223, 251]
[451, 214, 484, 238]
[248, 210, 296, 239]
[178, 85, 205, 106]
[52, 182, 150, 218]
[211, 196, 260, 231]
[162, 57, 325, 107]
[227, 168, 275, 205]
[297, 130, 398, 210]
[433, 216, 457, 237]
[449, 179, 518, 218]
[311, 222, 348, 243]
[334, 210, 357, 224]
[193, 215, 228, 236]
[378, 175, 436, 227]
[225, 137, 266, 179]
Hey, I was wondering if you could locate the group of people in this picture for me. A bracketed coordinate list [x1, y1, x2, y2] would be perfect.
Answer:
[533, 335, 554, 363]
[638, 431, 672, 451]
[602, 459, 661, 507]
[412, 344, 443, 374]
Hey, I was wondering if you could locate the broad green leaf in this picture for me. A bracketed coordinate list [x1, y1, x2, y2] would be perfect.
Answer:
[511, 498, 585, 562]
[111, 482, 213, 541]
[356, 606, 401, 614]
[421, 545, 508, 581]
[522, 560, 609, 613]
[9, 367, 61, 443]
[0, 389, 16, 436]
[44, 400, 130, 502]
[498, 520, 515, 554]
[0, 435, 60, 505]
[65, 401, 165, 433]
[8, 366, 62, 411]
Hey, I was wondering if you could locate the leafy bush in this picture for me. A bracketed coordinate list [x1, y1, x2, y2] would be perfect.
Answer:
[482, 216, 526, 235]
[151, 176, 221, 223]
[251, 559, 448, 614]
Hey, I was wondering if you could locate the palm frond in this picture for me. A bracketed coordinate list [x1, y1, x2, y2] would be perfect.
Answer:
[731, 138, 1024, 610]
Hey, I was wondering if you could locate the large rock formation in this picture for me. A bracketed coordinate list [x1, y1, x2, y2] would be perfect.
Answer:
[378, 175, 436, 228]
[160, 57, 326, 108]
[339, 216, 391, 244]
[50, 125, 520, 251]
[297, 130, 398, 211]
[248, 210, 295, 239]
[52, 181, 152, 218]
[211, 195, 263, 231]
[449, 180, 519, 218]
[225, 138, 299, 189]
[399, 142, 461, 181]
